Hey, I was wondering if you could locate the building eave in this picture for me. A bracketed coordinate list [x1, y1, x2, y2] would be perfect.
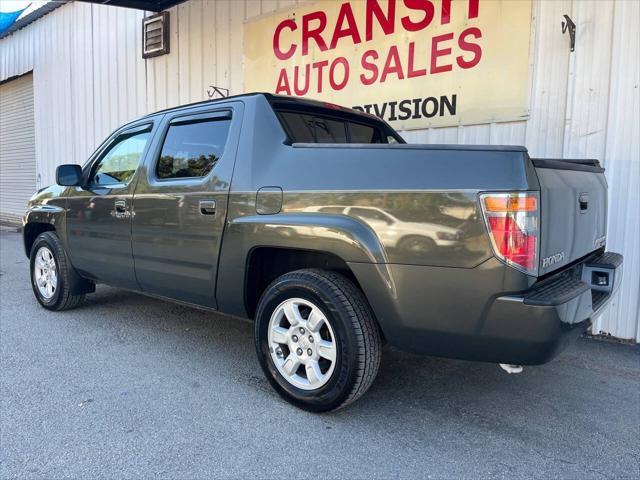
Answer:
[76, 1, 186, 12]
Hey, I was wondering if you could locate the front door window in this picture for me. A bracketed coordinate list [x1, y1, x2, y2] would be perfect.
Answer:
[90, 126, 151, 186]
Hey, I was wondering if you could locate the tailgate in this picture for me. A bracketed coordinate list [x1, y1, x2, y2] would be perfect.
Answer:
[533, 158, 607, 276]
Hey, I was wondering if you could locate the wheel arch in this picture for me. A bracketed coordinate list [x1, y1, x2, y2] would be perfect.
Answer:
[23, 204, 67, 258]
[216, 212, 389, 321]
[23, 222, 56, 258]
[244, 246, 365, 320]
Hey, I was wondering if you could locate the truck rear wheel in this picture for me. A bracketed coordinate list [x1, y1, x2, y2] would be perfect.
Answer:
[254, 269, 381, 412]
[30, 232, 87, 311]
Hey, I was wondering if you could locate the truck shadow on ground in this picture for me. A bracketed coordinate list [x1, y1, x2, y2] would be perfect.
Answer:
[76, 284, 635, 429]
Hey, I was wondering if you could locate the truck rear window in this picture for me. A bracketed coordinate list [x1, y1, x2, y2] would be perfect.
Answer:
[277, 111, 397, 144]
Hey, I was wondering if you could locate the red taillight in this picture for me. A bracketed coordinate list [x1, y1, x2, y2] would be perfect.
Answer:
[480, 193, 539, 276]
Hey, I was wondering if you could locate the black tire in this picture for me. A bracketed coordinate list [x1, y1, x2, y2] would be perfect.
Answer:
[29, 232, 87, 311]
[255, 269, 382, 412]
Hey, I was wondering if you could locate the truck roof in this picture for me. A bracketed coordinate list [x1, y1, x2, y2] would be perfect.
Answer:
[139, 92, 368, 120]
[136, 93, 526, 152]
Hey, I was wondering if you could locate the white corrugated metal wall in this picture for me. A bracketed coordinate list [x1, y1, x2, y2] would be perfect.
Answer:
[0, 0, 638, 340]
[0, 73, 36, 224]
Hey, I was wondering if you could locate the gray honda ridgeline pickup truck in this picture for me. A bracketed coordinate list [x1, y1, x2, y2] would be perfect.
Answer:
[24, 93, 623, 411]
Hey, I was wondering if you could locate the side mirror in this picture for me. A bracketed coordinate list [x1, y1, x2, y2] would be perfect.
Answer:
[56, 164, 83, 186]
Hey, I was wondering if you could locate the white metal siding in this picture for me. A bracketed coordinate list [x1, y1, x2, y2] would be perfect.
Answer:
[0, 73, 36, 224]
[593, 0, 640, 341]
[0, 0, 637, 340]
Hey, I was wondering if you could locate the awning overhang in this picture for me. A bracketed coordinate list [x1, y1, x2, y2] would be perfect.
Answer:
[0, 1, 67, 39]
[76, 1, 187, 12]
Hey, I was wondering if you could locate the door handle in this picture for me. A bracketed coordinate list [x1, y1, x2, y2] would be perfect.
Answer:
[579, 193, 589, 213]
[199, 199, 216, 215]
[114, 200, 127, 213]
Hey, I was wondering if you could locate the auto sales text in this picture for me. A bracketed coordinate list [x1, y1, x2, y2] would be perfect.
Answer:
[272, 0, 483, 96]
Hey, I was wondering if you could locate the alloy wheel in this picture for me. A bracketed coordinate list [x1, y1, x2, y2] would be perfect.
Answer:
[268, 298, 337, 390]
[34, 246, 58, 299]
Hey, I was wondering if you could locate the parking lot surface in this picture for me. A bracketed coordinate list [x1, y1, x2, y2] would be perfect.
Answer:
[1, 231, 639, 479]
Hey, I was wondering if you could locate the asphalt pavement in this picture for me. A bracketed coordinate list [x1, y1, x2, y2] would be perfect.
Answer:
[1, 230, 638, 479]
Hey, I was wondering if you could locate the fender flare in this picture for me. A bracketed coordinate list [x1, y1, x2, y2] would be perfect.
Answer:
[216, 213, 390, 317]
[23, 204, 67, 256]
[230, 213, 388, 263]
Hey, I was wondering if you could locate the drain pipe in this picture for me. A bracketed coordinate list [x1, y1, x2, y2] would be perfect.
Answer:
[499, 363, 524, 374]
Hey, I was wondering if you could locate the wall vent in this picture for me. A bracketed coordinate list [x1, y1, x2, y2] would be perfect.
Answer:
[142, 12, 169, 59]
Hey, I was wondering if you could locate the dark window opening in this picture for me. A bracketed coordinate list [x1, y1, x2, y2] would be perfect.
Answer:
[350, 122, 381, 143]
[276, 110, 399, 144]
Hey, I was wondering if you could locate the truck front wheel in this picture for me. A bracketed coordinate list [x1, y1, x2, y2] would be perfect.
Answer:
[29, 232, 88, 311]
[254, 269, 381, 412]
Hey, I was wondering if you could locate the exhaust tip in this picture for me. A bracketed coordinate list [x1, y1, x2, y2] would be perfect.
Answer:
[499, 363, 524, 374]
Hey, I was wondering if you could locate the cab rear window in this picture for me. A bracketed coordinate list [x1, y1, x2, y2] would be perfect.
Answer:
[277, 111, 395, 144]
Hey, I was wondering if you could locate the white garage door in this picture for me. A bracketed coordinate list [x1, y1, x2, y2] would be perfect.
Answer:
[0, 73, 36, 225]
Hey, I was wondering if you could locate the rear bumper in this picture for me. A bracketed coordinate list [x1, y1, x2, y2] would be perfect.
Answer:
[481, 251, 622, 364]
[350, 251, 623, 365]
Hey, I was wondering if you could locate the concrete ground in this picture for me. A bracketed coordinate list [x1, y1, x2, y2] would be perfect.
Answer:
[1, 231, 638, 479]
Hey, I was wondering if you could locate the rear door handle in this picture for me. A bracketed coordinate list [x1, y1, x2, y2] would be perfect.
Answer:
[199, 199, 216, 215]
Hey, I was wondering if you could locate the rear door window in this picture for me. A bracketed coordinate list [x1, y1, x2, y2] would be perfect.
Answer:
[156, 116, 231, 179]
